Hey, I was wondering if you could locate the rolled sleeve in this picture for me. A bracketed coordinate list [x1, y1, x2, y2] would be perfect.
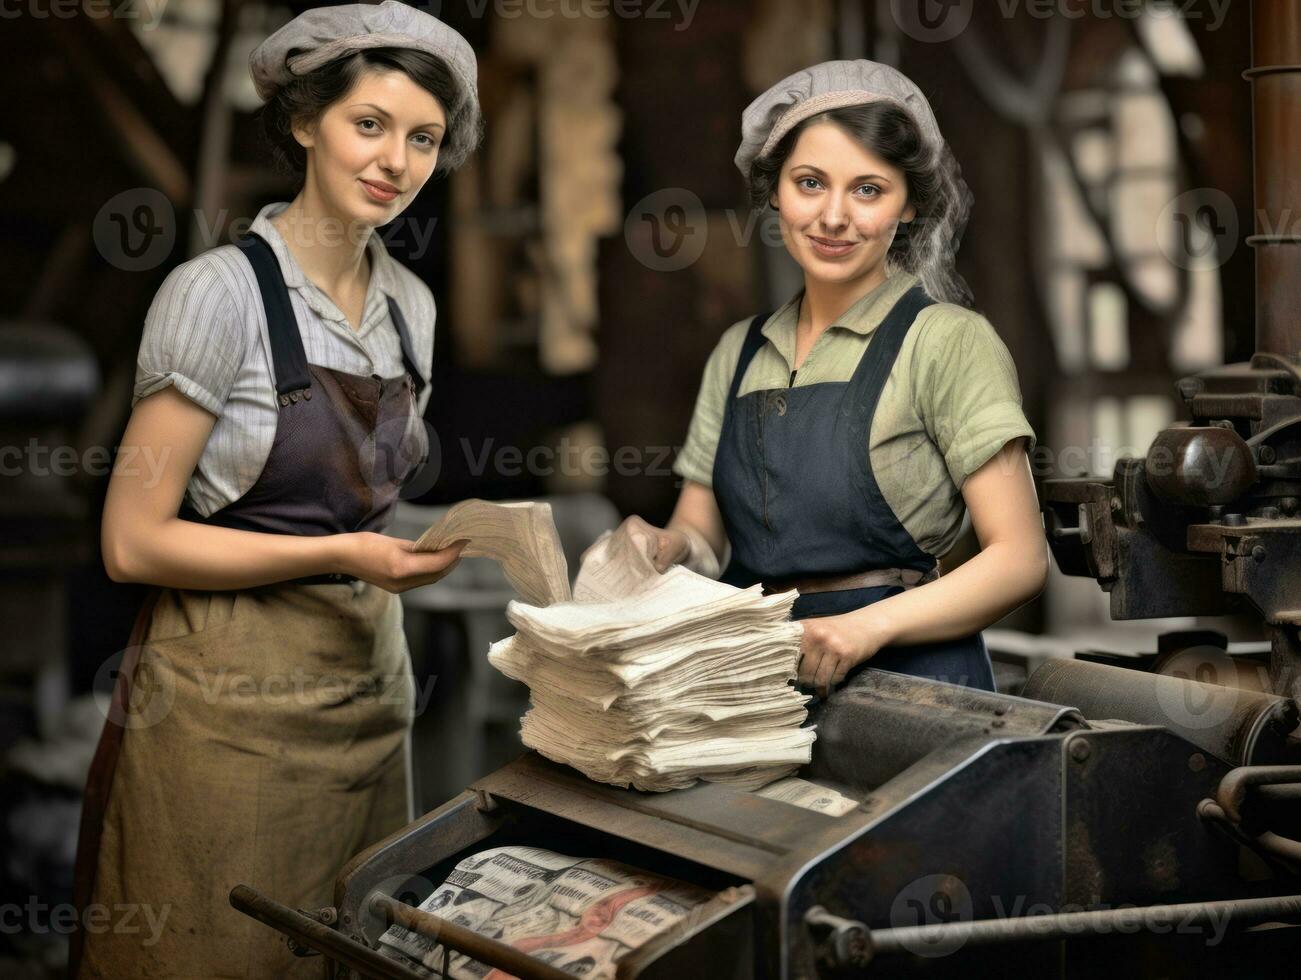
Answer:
[133, 258, 245, 416]
[913, 309, 1036, 489]
[672, 321, 748, 488]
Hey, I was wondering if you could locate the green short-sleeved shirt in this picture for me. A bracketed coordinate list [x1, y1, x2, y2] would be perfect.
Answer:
[672, 270, 1037, 559]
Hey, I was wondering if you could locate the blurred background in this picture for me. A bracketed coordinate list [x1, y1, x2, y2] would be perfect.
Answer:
[0, 0, 1261, 973]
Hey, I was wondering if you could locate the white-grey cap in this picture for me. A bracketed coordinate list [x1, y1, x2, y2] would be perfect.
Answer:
[249, 1, 481, 169]
[735, 60, 945, 177]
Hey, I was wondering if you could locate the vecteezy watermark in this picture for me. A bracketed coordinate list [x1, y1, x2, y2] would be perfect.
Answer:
[0, 440, 171, 486]
[94, 646, 177, 730]
[190, 667, 441, 716]
[1154, 645, 1265, 731]
[889, 875, 1232, 957]
[92, 192, 444, 272]
[361, 416, 442, 501]
[95, 644, 444, 729]
[0, 897, 171, 945]
[1157, 187, 1239, 270]
[889, 873, 975, 957]
[0, 0, 167, 27]
[888, 0, 975, 43]
[623, 188, 921, 271]
[358, 422, 679, 498]
[94, 188, 176, 274]
[393, 0, 700, 31]
[890, 0, 1233, 43]
[624, 189, 709, 272]
[459, 437, 677, 479]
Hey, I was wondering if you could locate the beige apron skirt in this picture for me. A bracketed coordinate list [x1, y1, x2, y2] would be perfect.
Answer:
[74, 580, 414, 979]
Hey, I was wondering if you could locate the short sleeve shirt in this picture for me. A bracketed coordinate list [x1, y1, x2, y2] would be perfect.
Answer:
[133, 201, 436, 517]
[672, 271, 1036, 559]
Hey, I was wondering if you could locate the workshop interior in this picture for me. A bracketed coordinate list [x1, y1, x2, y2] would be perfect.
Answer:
[3, 0, 1301, 977]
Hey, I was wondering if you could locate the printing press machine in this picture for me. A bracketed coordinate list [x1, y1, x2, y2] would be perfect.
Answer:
[232, 662, 1301, 978]
[231, 2, 1301, 975]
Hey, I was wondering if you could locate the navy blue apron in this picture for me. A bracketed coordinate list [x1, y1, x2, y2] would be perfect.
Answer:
[711, 284, 995, 692]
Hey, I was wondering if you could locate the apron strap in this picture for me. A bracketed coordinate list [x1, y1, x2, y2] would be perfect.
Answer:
[727, 310, 774, 402]
[384, 293, 428, 396]
[844, 283, 935, 425]
[235, 232, 312, 397]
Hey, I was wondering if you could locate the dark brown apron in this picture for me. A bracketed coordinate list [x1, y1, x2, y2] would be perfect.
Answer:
[71, 232, 430, 979]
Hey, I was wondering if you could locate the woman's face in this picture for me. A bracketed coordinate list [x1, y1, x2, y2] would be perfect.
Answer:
[294, 68, 447, 229]
[773, 121, 916, 287]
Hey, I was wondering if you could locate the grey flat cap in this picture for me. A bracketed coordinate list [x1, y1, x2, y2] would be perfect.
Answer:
[250, 1, 480, 168]
[735, 60, 944, 177]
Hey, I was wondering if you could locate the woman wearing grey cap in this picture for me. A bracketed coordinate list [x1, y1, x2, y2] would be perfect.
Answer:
[626, 60, 1047, 697]
[73, 4, 481, 976]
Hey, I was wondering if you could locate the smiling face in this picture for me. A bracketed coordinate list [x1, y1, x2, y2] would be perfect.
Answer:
[772, 120, 916, 288]
[293, 68, 447, 230]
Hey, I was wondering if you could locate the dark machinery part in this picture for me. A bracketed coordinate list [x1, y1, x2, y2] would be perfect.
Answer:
[1040, 0, 1301, 702]
[233, 663, 1301, 978]
[1020, 658, 1299, 766]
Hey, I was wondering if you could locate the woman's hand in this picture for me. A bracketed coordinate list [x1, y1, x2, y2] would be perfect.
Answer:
[797, 612, 891, 697]
[339, 533, 468, 593]
[617, 515, 691, 573]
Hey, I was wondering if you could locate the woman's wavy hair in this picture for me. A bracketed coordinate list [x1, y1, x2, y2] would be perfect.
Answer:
[258, 47, 484, 184]
[747, 101, 974, 308]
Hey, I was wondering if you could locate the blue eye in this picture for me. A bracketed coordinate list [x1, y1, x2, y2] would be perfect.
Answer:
[359, 119, 438, 150]
[856, 184, 880, 197]
[798, 177, 821, 191]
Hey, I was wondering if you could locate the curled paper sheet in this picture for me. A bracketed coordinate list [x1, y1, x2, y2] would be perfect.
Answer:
[572, 523, 660, 602]
[414, 499, 571, 607]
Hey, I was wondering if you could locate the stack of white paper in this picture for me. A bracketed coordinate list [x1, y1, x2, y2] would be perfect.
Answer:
[490, 564, 813, 791]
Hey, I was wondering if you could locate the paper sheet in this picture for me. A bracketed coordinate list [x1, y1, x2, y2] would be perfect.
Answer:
[377, 846, 714, 980]
[414, 499, 571, 607]
[572, 523, 661, 602]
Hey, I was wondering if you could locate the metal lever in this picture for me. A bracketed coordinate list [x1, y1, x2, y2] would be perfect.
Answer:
[806, 894, 1301, 967]
[1199, 764, 1301, 864]
[367, 892, 575, 980]
[230, 885, 428, 980]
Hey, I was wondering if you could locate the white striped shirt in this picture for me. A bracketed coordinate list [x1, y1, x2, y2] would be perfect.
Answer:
[133, 201, 436, 517]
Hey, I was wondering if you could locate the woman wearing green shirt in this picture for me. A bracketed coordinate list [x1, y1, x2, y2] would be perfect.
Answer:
[627, 60, 1048, 697]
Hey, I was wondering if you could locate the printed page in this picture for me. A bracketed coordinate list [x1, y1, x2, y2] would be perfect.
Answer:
[377, 846, 712, 980]
[755, 777, 860, 817]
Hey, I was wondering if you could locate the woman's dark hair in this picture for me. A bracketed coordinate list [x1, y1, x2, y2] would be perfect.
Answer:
[747, 101, 972, 307]
[259, 47, 483, 183]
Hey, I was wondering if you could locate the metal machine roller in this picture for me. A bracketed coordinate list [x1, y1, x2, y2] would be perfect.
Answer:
[1021, 657, 1299, 767]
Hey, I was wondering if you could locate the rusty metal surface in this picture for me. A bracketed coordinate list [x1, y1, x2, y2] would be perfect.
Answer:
[472, 752, 840, 880]
[805, 668, 1084, 791]
[1060, 728, 1237, 909]
[229, 884, 429, 980]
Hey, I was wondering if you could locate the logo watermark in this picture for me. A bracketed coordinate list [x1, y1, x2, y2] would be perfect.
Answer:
[890, 0, 1232, 43]
[0, 897, 171, 946]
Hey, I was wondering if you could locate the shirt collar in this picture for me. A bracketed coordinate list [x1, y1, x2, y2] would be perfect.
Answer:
[248, 201, 398, 320]
[760, 270, 921, 366]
